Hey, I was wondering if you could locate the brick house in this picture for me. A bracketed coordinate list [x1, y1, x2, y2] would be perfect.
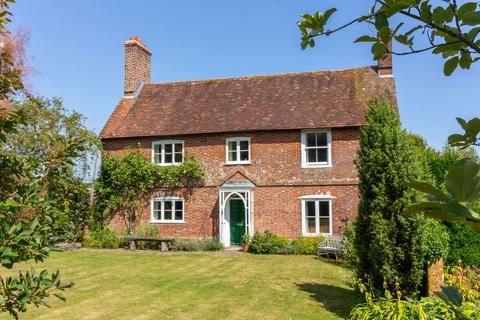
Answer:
[100, 36, 397, 246]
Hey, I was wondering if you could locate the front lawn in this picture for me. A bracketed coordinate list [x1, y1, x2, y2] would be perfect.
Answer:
[4, 250, 359, 320]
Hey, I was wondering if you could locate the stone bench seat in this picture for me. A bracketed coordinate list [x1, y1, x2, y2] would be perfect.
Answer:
[125, 236, 176, 252]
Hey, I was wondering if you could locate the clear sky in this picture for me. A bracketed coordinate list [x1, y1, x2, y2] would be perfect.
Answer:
[9, 0, 478, 150]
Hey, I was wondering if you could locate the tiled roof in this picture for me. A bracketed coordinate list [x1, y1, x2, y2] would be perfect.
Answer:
[100, 66, 396, 139]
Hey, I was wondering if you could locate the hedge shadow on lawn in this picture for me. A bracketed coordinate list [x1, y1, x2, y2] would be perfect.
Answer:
[296, 283, 362, 319]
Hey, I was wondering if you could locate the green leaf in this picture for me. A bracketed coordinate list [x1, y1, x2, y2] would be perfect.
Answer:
[354, 35, 378, 43]
[457, 2, 478, 20]
[447, 133, 465, 144]
[408, 182, 448, 200]
[323, 8, 337, 22]
[374, 14, 389, 30]
[437, 286, 463, 307]
[445, 159, 480, 204]
[443, 56, 458, 75]
[432, 6, 445, 24]
[459, 51, 472, 69]
[371, 42, 388, 60]
[462, 11, 480, 26]
[379, 27, 391, 44]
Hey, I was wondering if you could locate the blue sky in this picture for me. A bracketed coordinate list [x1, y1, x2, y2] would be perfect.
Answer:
[10, 0, 478, 150]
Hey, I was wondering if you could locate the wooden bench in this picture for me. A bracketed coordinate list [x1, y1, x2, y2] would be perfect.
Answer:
[317, 235, 347, 260]
[125, 236, 176, 252]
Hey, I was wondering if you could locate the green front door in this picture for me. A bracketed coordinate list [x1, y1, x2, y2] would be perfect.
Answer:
[229, 199, 246, 244]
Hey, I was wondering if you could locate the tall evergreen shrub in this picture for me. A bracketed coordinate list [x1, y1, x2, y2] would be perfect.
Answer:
[354, 100, 429, 298]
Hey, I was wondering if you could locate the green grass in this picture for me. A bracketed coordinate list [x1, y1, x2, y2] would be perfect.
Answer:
[3, 250, 360, 320]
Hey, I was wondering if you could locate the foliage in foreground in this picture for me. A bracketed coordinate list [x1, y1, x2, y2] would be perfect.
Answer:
[94, 150, 204, 234]
[298, 1, 480, 76]
[349, 284, 478, 320]
[0, 109, 74, 318]
[352, 100, 443, 298]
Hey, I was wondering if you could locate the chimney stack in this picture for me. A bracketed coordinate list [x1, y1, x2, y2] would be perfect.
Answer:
[124, 36, 151, 96]
[377, 38, 393, 77]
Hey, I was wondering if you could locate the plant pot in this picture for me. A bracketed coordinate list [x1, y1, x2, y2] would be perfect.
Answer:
[242, 243, 249, 253]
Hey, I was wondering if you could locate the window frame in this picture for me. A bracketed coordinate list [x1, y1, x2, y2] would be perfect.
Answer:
[151, 140, 185, 166]
[300, 196, 333, 236]
[150, 196, 185, 224]
[225, 137, 251, 165]
[300, 129, 332, 168]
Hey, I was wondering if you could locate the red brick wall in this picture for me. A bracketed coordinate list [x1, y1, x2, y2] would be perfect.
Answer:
[103, 127, 360, 239]
[108, 185, 359, 239]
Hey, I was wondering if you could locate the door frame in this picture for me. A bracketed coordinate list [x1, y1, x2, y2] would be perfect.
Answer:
[219, 184, 254, 247]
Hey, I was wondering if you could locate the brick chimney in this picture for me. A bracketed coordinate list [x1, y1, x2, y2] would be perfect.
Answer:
[377, 39, 393, 77]
[124, 36, 151, 96]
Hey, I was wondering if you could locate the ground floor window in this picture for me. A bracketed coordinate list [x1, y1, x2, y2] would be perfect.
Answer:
[301, 198, 332, 235]
[151, 197, 184, 223]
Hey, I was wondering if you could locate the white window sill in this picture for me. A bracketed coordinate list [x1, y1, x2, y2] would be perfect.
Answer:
[150, 221, 186, 224]
[225, 161, 251, 166]
[302, 232, 333, 237]
[301, 163, 331, 169]
[153, 162, 183, 167]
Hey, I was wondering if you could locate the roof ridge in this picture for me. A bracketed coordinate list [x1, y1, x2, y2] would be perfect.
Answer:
[145, 65, 375, 87]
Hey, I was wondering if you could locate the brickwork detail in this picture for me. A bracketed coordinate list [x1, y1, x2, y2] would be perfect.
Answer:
[427, 258, 445, 296]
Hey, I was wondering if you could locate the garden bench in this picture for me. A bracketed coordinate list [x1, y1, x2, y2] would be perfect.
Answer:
[125, 236, 176, 252]
[317, 235, 347, 260]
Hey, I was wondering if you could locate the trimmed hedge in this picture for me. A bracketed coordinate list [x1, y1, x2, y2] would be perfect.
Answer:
[446, 222, 480, 266]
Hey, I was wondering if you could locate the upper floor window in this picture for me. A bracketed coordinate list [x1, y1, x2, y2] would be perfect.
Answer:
[301, 130, 332, 168]
[151, 197, 184, 223]
[300, 197, 332, 235]
[226, 137, 250, 164]
[152, 140, 184, 166]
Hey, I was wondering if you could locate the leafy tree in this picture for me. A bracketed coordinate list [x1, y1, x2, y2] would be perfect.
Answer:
[0, 110, 73, 319]
[353, 100, 434, 297]
[298, 0, 480, 76]
[95, 150, 204, 234]
[5, 96, 100, 242]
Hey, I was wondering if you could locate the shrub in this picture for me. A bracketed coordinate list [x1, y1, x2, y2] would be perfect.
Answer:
[422, 219, 450, 264]
[82, 228, 120, 249]
[354, 100, 431, 298]
[249, 231, 289, 254]
[446, 222, 480, 266]
[272, 244, 299, 255]
[201, 239, 224, 251]
[291, 236, 324, 255]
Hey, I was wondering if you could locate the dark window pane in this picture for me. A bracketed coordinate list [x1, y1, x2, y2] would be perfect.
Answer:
[164, 209, 172, 220]
[307, 149, 317, 163]
[164, 144, 173, 153]
[240, 151, 249, 161]
[164, 153, 173, 163]
[240, 140, 249, 151]
[164, 201, 172, 211]
[228, 151, 237, 162]
[319, 201, 330, 217]
[175, 201, 183, 211]
[306, 133, 316, 147]
[317, 148, 328, 163]
[307, 218, 316, 233]
[153, 154, 160, 163]
[174, 153, 183, 163]
[306, 201, 316, 217]
[175, 210, 183, 220]
[174, 143, 182, 153]
[155, 145, 162, 154]
[317, 132, 328, 146]
[320, 218, 330, 233]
